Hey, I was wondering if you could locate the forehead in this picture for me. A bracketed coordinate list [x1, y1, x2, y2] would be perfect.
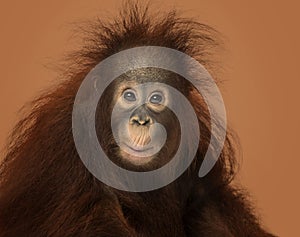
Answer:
[122, 68, 180, 83]
[110, 67, 189, 96]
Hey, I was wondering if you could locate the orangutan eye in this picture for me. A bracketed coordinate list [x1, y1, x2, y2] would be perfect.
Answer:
[149, 92, 164, 104]
[123, 89, 137, 102]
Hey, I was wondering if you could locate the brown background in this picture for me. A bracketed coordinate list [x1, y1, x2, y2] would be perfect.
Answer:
[0, 0, 299, 236]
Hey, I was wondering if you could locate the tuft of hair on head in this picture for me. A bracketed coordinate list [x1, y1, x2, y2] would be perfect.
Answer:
[64, 0, 224, 80]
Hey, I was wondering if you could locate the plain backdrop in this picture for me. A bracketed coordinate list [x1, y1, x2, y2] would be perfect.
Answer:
[0, 1, 299, 236]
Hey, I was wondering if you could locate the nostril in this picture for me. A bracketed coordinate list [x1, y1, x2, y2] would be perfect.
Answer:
[131, 118, 140, 125]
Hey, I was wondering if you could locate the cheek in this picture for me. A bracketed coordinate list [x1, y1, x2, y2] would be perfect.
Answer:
[160, 116, 181, 148]
[115, 120, 130, 143]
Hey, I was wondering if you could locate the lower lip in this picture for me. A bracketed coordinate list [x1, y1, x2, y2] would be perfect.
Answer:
[124, 143, 153, 153]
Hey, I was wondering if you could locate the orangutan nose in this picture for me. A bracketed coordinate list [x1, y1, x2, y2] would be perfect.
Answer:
[130, 115, 151, 126]
[130, 107, 153, 126]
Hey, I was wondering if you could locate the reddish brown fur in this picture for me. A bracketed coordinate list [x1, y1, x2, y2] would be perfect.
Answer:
[0, 2, 275, 237]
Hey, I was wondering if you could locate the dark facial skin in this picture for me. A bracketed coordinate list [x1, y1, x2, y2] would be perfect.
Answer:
[114, 84, 171, 165]
[96, 68, 184, 171]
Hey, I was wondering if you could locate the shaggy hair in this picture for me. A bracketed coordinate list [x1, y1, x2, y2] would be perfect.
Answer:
[0, 2, 275, 237]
